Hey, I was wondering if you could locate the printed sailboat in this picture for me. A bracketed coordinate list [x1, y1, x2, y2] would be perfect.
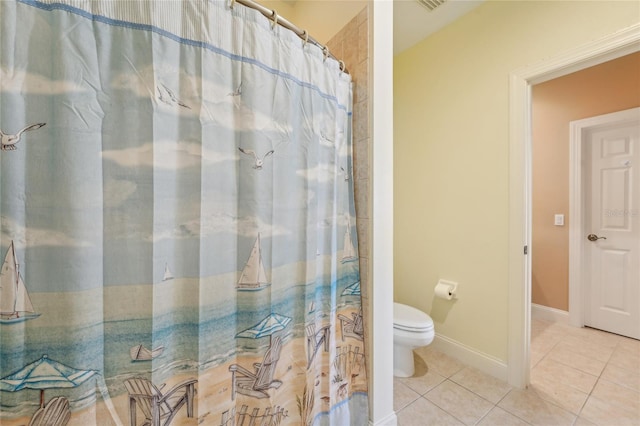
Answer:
[341, 223, 358, 264]
[130, 344, 165, 361]
[237, 234, 270, 291]
[0, 241, 40, 324]
[163, 263, 174, 281]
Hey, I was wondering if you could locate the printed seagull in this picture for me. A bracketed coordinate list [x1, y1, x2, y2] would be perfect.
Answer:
[320, 132, 334, 145]
[0, 123, 46, 151]
[157, 83, 191, 109]
[340, 167, 350, 181]
[228, 82, 242, 97]
[238, 147, 275, 170]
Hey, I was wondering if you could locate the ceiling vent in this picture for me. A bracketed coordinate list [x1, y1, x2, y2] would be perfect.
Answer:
[416, 0, 447, 12]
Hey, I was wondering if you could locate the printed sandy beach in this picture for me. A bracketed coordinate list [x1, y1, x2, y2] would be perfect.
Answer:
[0, 308, 367, 426]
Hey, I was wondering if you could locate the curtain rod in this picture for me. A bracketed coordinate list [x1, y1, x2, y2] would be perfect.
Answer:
[230, 0, 348, 74]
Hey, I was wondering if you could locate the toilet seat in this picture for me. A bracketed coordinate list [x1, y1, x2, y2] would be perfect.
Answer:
[393, 302, 434, 333]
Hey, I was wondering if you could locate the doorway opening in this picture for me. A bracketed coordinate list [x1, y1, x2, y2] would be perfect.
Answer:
[507, 24, 640, 389]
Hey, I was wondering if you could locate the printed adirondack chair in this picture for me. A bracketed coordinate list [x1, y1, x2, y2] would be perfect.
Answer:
[123, 377, 197, 426]
[29, 396, 71, 426]
[305, 322, 330, 368]
[229, 335, 283, 400]
[338, 308, 364, 341]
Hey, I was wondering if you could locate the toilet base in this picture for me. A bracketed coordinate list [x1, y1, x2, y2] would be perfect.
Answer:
[393, 344, 415, 377]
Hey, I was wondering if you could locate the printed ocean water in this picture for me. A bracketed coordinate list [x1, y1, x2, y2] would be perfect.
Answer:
[0, 268, 360, 419]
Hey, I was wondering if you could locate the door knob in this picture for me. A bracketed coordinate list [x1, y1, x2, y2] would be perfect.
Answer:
[587, 234, 607, 242]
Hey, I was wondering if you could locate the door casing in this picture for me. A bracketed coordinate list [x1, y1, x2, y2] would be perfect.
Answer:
[508, 24, 640, 389]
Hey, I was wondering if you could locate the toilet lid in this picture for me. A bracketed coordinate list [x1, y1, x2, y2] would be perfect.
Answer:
[393, 303, 434, 332]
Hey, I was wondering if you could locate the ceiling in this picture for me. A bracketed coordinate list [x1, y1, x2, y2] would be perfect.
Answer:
[280, 0, 485, 56]
[393, 0, 485, 55]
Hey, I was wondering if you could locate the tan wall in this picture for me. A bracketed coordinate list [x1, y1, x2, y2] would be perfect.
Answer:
[394, 0, 639, 361]
[326, 3, 372, 393]
[531, 52, 640, 311]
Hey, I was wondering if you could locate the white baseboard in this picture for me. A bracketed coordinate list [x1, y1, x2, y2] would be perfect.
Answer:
[431, 334, 508, 382]
[531, 303, 569, 324]
[369, 411, 397, 426]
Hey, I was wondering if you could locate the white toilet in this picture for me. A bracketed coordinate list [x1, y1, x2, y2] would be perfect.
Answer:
[393, 302, 435, 377]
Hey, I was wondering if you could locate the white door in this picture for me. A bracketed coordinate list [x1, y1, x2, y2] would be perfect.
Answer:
[584, 110, 640, 339]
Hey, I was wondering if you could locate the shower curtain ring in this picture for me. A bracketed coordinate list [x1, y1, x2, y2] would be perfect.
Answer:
[301, 30, 309, 47]
[339, 60, 346, 72]
[322, 45, 330, 61]
[229, 0, 235, 9]
[270, 9, 278, 30]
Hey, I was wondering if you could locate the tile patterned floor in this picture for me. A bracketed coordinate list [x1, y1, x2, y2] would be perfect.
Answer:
[394, 318, 640, 425]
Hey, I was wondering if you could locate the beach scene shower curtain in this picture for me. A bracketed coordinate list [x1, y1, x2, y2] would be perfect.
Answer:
[0, 1, 368, 425]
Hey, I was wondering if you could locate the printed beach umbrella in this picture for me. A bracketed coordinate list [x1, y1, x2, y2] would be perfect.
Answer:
[0, 355, 97, 407]
[236, 312, 292, 345]
[341, 281, 361, 296]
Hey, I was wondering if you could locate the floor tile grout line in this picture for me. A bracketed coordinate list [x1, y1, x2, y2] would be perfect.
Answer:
[448, 373, 513, 408]
[472, 405, 494, 426]
[396, 393, 421, 414]
[524, 379, 585, 420]
[394, 378, 422, 413]
[530, 334, 562, 369]
[472, 388, 534, 426]
[540, 328, 597, 420]
[596, 370, 640, 394]
[430, 378, 512, 426]
[420, 381, 471, 426]
[492, 388, 535, 426]
[574, 377, 597, 421]
[604, 339, 640, 375]
[583, 379, 640, 419]
[541, 346, 607, 378]
[530, 357, 599, 396]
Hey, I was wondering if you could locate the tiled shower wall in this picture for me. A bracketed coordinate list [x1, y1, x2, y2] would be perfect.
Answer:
[326, 5, 372, 391]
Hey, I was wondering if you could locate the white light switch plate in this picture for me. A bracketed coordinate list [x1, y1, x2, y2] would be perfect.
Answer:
[554, 214, 564, 226]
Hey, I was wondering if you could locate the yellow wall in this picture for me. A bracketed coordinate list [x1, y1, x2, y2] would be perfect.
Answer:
[394, 0, 640, 361]
[261, 0, 366, 48]
[285, 0, 367, 46]
[260, 0, 295, 19]
[252, 0, 296, 25]
[532, 52, 640, 311]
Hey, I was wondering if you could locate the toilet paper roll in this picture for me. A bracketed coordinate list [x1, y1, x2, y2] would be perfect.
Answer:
[434, 282, 454, 300]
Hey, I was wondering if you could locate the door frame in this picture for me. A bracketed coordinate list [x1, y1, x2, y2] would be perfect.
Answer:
[568, 107, 640, 329]
[507, 24, 640, 388]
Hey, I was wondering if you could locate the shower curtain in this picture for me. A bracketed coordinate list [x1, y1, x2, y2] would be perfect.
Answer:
[0, 1, 368, 425]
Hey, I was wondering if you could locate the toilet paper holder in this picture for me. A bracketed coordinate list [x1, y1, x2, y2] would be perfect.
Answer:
[435, 279, 458, 300]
